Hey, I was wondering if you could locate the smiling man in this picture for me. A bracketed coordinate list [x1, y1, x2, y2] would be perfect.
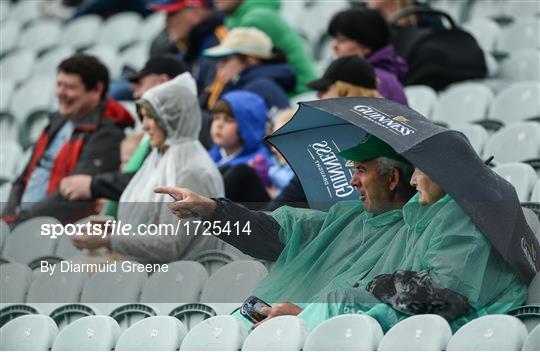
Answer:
[2, 54, 134, 225]
[155, 134, 415, 326]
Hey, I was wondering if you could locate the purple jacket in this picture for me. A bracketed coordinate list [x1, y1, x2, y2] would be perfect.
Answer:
[367, 45, 409, 106]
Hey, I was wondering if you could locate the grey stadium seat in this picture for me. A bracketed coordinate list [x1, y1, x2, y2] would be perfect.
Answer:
[450, 123, 489, 155]
[139, 12, 166, 43]
[0, 21, 21, 56]
[404, 85, 437, 119]
[377, 314, 452, 351]
[0, 314, 58, 351]
[140, 260, 208, 303]
[1, 217, 60, 265]
[303, 314, 383, 351]
[242, 315, 310, 351]
[60, 15, 102, 50]
[97, 12, 141, 50]
[8, 0, 41, 26]
[446, 315, 528, 351]
[9, 78, 56, 124]
[0, 220, 9, 251]
[531, 180, 540, 203]
[0, 263, 33, 303]
[489, 82, 540, 123]
[118, 42, 149, 72]
[492, 163, 538, 202]
[484, 123, 540, 164]
[0, 49, 36, 86]
[497, 18, 540, 54]
[193, 249, 238, 275]
[180, 315, 248, 351]
[33, 46, 75, 78]
[432, 82, 494, 125]
[115, 316, 187, 351]
[200, 260, 268, 303]
[18, 19, 62, 54]
[26, 271, 88, 303]
[499, 50, 540, 82]
[0, 140, 22, 181]
[80, 268, 147, 303]
[522, 324, 540, 351]
[523, 207, 540, 241]
[51, 315, 121, 351]
[463, 18, 501, 53]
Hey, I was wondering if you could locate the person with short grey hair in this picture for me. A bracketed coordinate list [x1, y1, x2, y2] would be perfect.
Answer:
[155, 135, 415, 325]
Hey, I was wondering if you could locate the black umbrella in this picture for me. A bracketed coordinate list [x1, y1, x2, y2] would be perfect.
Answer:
[267, 96, 539, 284]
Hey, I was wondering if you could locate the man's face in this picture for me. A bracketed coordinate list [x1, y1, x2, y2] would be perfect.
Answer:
[410, 167, 446, 205]
[350, 159, 394, 215]
[166, 8, 197, 43]
[56, 72, 102, 118]
[214, 0, 243, 14]
[132, 74, 168, 99]
[331, 34, 370, 58]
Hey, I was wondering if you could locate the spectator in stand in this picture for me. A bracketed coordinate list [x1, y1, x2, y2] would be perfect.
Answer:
[203, 27, 295, 112]
[147, 0, 228, 91]
[59, 55, 201, 217]
[214, 0, 316, 95]
[71, 75, 224, 264]
[2, 54, 135, 225]
[328, 8, 408, 105]
[265, 56, 382, 211]
[209, 90, 273, 205]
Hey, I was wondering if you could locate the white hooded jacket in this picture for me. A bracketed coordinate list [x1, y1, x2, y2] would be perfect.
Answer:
[112, 74, 225, 263]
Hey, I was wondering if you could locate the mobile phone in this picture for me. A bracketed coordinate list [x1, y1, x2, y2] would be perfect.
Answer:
[240, 296, 271, 323]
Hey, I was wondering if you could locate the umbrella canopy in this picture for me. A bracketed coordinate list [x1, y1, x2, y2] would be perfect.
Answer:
[267, 96, 539, 284]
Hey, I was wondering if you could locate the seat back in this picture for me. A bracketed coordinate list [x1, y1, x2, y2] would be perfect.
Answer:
[489, 82, 540, 123]
[433, 82, 493, 124]
[180, 315, 247, 350]
[404, 85, 437, 119]
[0, 314, 58, 350]
[378, 314, 452, 351]
[0, 263, 33, 303]
[522, 324, 540, 351]
[140, 261, 208, 303]
[485, 123, 540, 164]
[51, 315, 121, 351]
[80, 269, 147, 303]
[115, 316, 187, 351]
[303, 314, 383, 351]
[200, 260, 268, 303]
[241, 316, 309, 351]
[27, 271, 88, 303]
[446, 314, 528, 350]
[492, 163, 537, 202]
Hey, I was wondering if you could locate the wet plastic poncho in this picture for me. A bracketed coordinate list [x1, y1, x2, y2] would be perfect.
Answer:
[253, 200, 404, 304]
[112, 75, 225, 263]
[299, 194, 527, 332]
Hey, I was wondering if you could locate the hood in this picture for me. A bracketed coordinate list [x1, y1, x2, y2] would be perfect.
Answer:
[139, 73, 201, 144]
[222, 90, 267, 154]
[102, 98, 135, 127]
[367, 44, 408, 79]
[226, 0, 280, 27]
[237, 63, 296, 93]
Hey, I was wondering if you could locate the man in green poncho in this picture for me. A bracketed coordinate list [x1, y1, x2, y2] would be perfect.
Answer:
[296, 158, 527, 332]
[156, 135, 416, 320]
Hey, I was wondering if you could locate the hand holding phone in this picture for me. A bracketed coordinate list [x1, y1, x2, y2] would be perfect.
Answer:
[240, 296, 272, 323]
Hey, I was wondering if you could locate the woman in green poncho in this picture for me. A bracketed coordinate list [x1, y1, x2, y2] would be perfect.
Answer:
[297, 166, 527, 332]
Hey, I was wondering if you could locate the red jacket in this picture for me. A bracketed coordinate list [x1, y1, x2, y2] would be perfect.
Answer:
[3, 98, 135, 224]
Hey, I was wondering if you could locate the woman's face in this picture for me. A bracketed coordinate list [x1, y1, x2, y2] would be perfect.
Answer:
[331, 34, 371, 58]
[141, 107, 166, 148]
[410, 167, 446, 205]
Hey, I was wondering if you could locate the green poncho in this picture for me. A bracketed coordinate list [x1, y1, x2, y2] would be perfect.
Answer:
[299, 194, 527, 332]
[253, 200, 404, 304]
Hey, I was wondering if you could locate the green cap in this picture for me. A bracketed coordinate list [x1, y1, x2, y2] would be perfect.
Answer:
[337, 135, 407, 163]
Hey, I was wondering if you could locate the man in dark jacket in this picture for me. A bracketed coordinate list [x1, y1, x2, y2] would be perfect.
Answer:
[2, 54, 135, 225]
[203, 27, 296, 112]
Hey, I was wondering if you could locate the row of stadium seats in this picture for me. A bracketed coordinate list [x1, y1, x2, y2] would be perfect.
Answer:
[0, 259, 267, 304]
[1, 311, 539, 351]
[405, 82, 540, 124]
[1, 12, 163, 57]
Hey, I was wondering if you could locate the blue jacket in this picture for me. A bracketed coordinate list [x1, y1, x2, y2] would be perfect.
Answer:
[209, 91, 273, 172]
[227, 63, 296, 110]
